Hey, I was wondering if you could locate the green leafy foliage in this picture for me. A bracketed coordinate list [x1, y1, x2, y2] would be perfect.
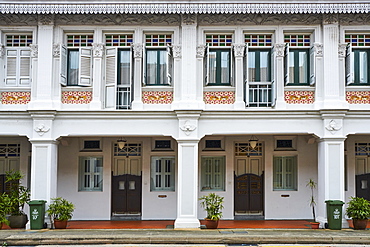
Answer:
[5, 171, 30, 216]
[346, 197, 370, 220]
[46, 197, 75, 221]
[199, 193, 224, 221]
[0, 192, 11, 225]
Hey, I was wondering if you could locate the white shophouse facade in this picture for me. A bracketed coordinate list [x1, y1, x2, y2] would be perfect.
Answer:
[0, 0, 370, 229]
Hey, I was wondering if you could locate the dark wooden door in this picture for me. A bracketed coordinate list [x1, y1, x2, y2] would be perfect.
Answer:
[111, 174, 142, 214]
[356, 173, 370, 201]
[234, 173, 263, 213]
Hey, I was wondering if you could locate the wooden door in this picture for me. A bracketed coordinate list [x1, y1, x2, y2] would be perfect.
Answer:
[111, 157, 141, 214]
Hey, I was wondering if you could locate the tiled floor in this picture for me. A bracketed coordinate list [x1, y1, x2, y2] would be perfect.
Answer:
[2, 219, 369, 230]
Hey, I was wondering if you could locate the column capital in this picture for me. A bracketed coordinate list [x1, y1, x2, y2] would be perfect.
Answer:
[92, 43, 104, 58]
[196, 45, 206, 58]
[30, 44, 38, 58]
[338, 43, 347, 58]
[275, 43, 285, 57]
[132, 43, 143, 58]
[172, 45, 181, 58]
[233, 44, 245, 57]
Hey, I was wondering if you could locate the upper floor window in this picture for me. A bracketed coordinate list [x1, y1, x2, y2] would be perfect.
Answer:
[345, 34, 370, 85]
[205, 34, 233, 86]
[245, 34, 275, 107]
[60, 34, 93, 87]
[144, 34, 173, 86]
[104, 34, 133, 109]
[2, 34, 32, 87]
[284, 34, 315, 86]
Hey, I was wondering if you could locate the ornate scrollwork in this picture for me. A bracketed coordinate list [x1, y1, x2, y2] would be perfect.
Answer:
[29, 44, 38, 58]
[233, 44, 245, 57]
[172, 45, 181, 58]
[182, 14, 197, 25]
[180, 120, 196, 136]
[34, 124, 50, 136]
[196, 45, 206, 58]
[132, 43, 143, 58]
[92, 43, 104, 58]
[275, 44, 285, 57]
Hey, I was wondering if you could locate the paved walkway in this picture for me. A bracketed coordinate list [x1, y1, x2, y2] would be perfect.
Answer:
[1, 228, 370, 246]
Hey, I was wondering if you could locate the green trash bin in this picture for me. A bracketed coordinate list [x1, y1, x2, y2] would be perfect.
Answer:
[28, 200, 46, 230]
[325, 200, 344, 230]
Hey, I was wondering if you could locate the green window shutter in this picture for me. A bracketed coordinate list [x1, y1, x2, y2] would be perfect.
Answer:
[150, 157, 175, 191]
[273, 156, 297, 191]
[79, 157, 103, 191]
[201, 156, 225, 191]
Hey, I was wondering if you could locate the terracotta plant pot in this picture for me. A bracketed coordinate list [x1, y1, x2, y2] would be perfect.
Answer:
[204, 219, 219, 229]
[353, 219, 368, 230]
[53, 219, 68, 229]
[310, 222, 320, 229]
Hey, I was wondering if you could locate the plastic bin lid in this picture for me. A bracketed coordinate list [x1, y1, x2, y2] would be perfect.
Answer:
[325, 200, 344, 204]
[28, 200, 47, 204]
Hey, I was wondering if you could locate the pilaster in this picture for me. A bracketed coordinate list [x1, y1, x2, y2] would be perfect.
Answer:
[274, 43, 287, 109]
[90, 43, 104, 109]
[28, 24, 54, 110]
[233, 44, 245, 109]
[131, 43, 144, 110]
[321, 22, 348, 109]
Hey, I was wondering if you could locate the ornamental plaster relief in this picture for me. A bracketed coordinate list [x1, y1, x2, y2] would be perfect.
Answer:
[92, 43, 104, 58]
[196, 45, 206, 58]
[313, 43, 323, 58]
[132, 43, 143, 58]
[338, 44, 347, 58]
[172, 45, 181, 58]
[182, 14, 197, 25]
[38, 14, 54, 25]
[233, 44, 245, 57]
[34, 123, 50, 136]
[54, 14, 181, 25]
[30, 44, 38, 58]
[275, 44, 285, 57]
[0, 44, 4, 58]
[53, 43, 60, 57]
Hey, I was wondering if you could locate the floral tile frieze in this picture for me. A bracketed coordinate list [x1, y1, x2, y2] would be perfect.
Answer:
[142, 91, 173, 104]
[1, 92, 30, 104]
[204, 91, 235, 104]
[62, 91, 92, 104]
[346, 91, 370, 104]
[285, 91, 314, 104]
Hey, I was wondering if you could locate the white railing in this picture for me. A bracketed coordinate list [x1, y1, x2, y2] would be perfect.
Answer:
[116, 86, 131, 109]
[246, 81, 274, 107]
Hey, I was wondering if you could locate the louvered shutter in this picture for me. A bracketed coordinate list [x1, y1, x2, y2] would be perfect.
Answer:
[105, 47, 117, 108]
[5, 49, 17, 86]
[19, 49, 31, 86]
[78, 47, 92, 86]
[142, 44, 146, 85]
[205, 46, 210, 85]
[346, 43, 354, 85]
[229, 48, 234, 85]
[310, 45, 316, 86]
[166, 45, 173, 85]
[271, 46, 276, 107]
[284, 43, 290, 85]
[60, 45, 67, 86]
[244, 44, 249, 106]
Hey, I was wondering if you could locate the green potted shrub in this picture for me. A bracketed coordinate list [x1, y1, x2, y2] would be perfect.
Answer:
[5, 170, 30, 228]
[199, 192, 224, 229]
[346, 196, 370, 230]
[306, 178, 320, 229]
[46, 197, 75, 229]
[0, 192, 11, 229]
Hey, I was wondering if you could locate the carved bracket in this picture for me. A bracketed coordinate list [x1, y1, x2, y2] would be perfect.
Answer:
[196, 45, 206, 58]
[92, 43, 104, 58]
[275, 43, 285, 57]
[30, 44, 38, 58]
[172, 45, 181, 58]
[233, 44, 245, 57]
[132, 43, 143, 58]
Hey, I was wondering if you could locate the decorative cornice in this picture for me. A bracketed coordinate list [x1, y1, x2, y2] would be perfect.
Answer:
[182, 14, 197, 25]
[1, 3, 370, 15]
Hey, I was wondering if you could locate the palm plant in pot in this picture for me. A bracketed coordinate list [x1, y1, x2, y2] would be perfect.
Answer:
[5, 171, 30, 228]
[46, 197, 75, 229]
[346, 196, 370, 230]
[306, 178, 320, 229]
[199, 192, 224, 229]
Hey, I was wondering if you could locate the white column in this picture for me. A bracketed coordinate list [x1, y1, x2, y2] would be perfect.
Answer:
[322, 23, 348, 109]
[90, 43, 104, 109]
[30, 140, 58, 201]
[131, 43, 144, 110]
[174, 110, 201, 229]
[174, 139, 201, 229]
[233, 44, 245, 109]
[28, 24, 54, 109]
[316, 112, 348, 228]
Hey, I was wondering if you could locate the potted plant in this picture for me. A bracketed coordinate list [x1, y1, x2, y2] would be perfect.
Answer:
[46, 197, 75, 229]
[346, 196, 370, 230]
[199, 192, 224, 229]
[306, 178, 319, 229]
[0, 192, 11, 229]
[5, 170, 30, 228]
